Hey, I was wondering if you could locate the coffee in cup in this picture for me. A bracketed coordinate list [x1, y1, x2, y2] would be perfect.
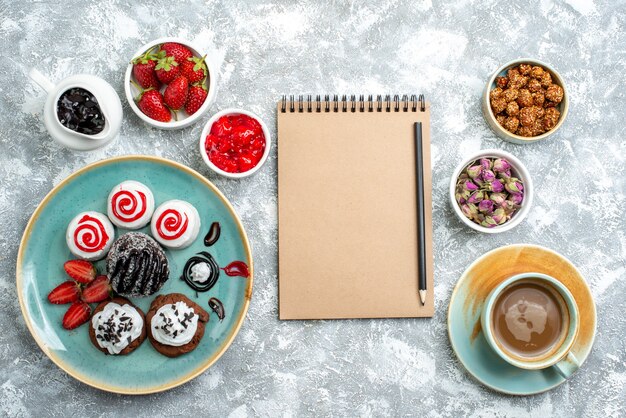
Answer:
[481, 273, 580, 378]
[491, 281, 569, 360]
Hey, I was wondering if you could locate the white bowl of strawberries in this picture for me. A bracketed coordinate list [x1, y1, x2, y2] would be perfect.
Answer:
[124, 37, 216, 129]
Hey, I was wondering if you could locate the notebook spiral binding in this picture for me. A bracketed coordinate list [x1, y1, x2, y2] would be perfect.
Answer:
[280, 94, 425, 113]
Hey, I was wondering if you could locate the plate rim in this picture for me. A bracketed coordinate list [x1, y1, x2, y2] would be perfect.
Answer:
[16, 155, 254, 395]
[447, 243, 597, 396]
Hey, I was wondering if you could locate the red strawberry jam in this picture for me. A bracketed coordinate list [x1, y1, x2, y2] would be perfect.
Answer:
[205, 114, 266, 173]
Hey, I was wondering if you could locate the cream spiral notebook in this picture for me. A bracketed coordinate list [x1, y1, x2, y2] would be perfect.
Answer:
[277, 95, 434, 319]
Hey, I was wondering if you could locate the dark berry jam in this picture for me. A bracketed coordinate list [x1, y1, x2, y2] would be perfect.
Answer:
[56, 88, 106, 136]
[205, 114, 266, 173]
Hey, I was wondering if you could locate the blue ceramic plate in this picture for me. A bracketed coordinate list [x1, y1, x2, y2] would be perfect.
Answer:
[16, 156, 253, 394]
[448, 244, 596, 395]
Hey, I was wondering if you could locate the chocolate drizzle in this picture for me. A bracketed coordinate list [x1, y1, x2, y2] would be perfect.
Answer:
[107, 233, 169, 297]
[204, 222, 221, 246]
[208, 297, 225, 321]
[180, 251, 220, 292]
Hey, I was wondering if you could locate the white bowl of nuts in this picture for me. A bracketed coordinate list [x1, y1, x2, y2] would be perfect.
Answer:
[482, 58, 568, 144]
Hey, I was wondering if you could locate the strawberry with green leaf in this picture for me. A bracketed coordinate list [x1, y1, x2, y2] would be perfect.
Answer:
[155, 54, 180, 85]
[132, 48, 160, 89]
[131, 80, 171, 122]
[180, 55, 207, 84]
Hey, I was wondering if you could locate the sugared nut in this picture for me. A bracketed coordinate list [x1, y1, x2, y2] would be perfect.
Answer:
[545, 84, 564, 104]
[531, 118, 546, 136]
[508, 73, 528, 89]
[495, 76, 508, 89]
[517, 89, 534, 107]
[533, 91, 545, 106]
[540, 71, 553, 87]
[534, 106, 545, 119]
[503, 116, 520, 133]
[491, 97, 507, 114]
[490, 87, 503, 101]
[503, 88, 519, 102]
[508, 68, 520, 78]
[519, 64, 532, 75]
[527, 78, 542, 93]
[496, 114, 506, 125]
[516, 126, 535, 137]
[530, 66, 545, 79]
[506, 101, 519, 116]
[543, 107, 561, 130]
[519, 106, 538, 127]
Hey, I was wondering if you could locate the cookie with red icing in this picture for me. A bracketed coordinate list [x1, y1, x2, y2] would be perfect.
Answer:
[107, 180, 154, 230]
[66, 211, 114, 261]
[150, 200, 200, 249]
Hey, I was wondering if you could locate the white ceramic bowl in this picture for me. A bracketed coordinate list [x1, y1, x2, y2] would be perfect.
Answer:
[124, 37, 217, 130]
[199, 108, 271, 179]
[449, 149, 533, 234]
[482, 58, 569, 145]
[30, 69, 122, 151]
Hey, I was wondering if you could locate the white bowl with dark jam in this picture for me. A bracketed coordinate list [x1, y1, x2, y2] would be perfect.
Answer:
[32, 70, 123, 151]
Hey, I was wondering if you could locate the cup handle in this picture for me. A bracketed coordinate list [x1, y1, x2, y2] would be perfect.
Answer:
[552, 352, 580, 379]
[28, 68, 55, 94]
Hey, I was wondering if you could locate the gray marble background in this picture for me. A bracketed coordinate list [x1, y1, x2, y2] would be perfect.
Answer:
[1, 0, 625, 416]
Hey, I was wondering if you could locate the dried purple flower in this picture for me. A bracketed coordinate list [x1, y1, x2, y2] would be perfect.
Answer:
[461, 203, 478, 219]
[505, 178, 524, 193]
[492, 158, 511, 173]
[481, 169, 496, 183]
[484, 179, 504, 193]
[490, 192, 507, 206]
[498, 168, 512, 179]
[480, 158, 493, 170]
[491, 208, 507, 224]
[508, 192, 524, 205]
[467, 165, 482, 179]
[464, 180, 478, 192]
[467, 191, 485, 204]
[478, 199, 494, 214]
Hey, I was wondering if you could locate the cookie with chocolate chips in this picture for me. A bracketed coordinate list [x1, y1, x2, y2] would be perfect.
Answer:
[146, 293, 209, 358]
[89, 297, 147, 355]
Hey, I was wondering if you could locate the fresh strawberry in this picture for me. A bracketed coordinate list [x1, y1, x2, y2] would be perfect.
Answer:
[81, 275, 111, 303]
[62, 301, 91, 330]
[131, 81, 171, 122]
[160, 42, 193, 64]
[155, 55, 180, 84]
[185, 84, 208, 115]
[63, 260, 96, 284]
[48, 281, 81, 304]
[164, 76, 189, 111]
[132, 48, 160, 89]
[180, 55, 207, 84]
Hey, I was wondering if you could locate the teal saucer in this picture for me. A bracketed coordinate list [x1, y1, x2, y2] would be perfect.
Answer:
[17, 156, 253, 394]
[447, 244, 596, 395]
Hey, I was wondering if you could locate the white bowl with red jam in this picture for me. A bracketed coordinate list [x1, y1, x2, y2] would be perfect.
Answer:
[199, 108, 271, 179]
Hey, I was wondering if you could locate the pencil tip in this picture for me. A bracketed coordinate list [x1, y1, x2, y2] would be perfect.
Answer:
[419, 290, 426, 305]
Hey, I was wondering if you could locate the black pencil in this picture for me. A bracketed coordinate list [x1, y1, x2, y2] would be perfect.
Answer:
[414, 122, 427, 305]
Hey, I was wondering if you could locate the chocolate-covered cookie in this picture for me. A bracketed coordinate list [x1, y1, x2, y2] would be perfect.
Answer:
[146, 293, 209, 358]
[106, 232, 169, 297]
[89, 297, 146, 355]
